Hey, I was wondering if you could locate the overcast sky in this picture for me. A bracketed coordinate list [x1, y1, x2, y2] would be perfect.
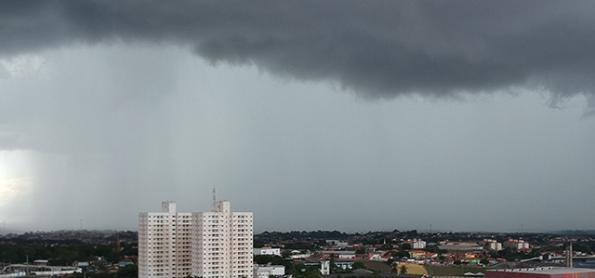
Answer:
[1, 1, 595, 233]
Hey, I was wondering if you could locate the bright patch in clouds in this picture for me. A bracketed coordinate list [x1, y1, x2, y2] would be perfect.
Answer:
[0, 177, 32, 204]
[0, 151, 35, 206]
[0, 55, 47, 79]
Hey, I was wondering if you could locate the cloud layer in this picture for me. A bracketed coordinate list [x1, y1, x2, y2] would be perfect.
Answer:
[2, 0, 595, 99]
[0, 36, 594, 232]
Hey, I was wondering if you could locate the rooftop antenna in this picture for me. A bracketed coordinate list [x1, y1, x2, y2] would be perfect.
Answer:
[212, 187, 217, 210]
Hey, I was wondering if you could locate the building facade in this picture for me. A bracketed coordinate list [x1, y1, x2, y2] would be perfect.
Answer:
[192, 200, 254, 278]
[138, 201, 193, 278]
[139, 200, 253, 278]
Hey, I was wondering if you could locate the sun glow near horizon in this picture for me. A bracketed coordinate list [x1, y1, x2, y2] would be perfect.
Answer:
[0, 150, 35, 205]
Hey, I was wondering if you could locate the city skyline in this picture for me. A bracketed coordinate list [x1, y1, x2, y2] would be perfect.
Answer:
[1, 1, 595, 233]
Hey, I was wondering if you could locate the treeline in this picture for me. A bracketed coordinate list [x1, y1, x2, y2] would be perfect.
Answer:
[0, 239, 136, 265]
[254, 230, 419, 244]
[256, 230, 350, 241]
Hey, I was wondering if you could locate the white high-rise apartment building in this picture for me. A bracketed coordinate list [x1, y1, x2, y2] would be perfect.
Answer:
[192, 200, 254, 278]
[138, 200, 253, 278]
[138, 201, 193, 278]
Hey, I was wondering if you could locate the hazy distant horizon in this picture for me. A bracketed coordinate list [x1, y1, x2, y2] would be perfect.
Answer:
[3, 226, 595, 235]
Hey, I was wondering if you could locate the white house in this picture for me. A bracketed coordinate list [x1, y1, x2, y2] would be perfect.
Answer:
[410, 239, 427, 249]
[254, 265, 285, 278]
[253, 247, 282, 256]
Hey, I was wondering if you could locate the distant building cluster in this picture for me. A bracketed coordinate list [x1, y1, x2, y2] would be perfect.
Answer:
[4, 204, 593, 278]
[484, 239, 503, 251]
[504, 239, 531, 251]
[248, 232, 555, 277]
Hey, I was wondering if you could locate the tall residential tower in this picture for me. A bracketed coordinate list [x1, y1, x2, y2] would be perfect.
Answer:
[192, 200, 254, 278]
[138, 201, 193, 278]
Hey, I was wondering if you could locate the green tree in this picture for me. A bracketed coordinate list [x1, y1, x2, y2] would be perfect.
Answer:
[401, 243, 412, 250]
[352, 262, 366, 269]
[400, 265, 407, 275]
[395, 250, 410, 259]
[117, 265, 137, 278]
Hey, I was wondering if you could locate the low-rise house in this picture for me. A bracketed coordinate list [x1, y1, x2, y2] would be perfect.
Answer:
[368, 251, 391, 262]
[334, 261, 354, 270]
[409, 250, 438, 260]
[439, 241, 484, 252]
[290, 251, 312, 260]
[33, 260, 48, 266]
[254, 247, 282, 256]
[406, 239, 427, 249]
[321, 250, 356, 260]
[326, 240, 350, 248]
[254, 265, 285, 278]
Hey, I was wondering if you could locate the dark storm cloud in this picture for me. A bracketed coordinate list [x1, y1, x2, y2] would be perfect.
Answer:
[2, 0, 595, 98]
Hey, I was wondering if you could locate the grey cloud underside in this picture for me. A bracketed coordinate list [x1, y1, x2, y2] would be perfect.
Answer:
[3, 0, 595, 98]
